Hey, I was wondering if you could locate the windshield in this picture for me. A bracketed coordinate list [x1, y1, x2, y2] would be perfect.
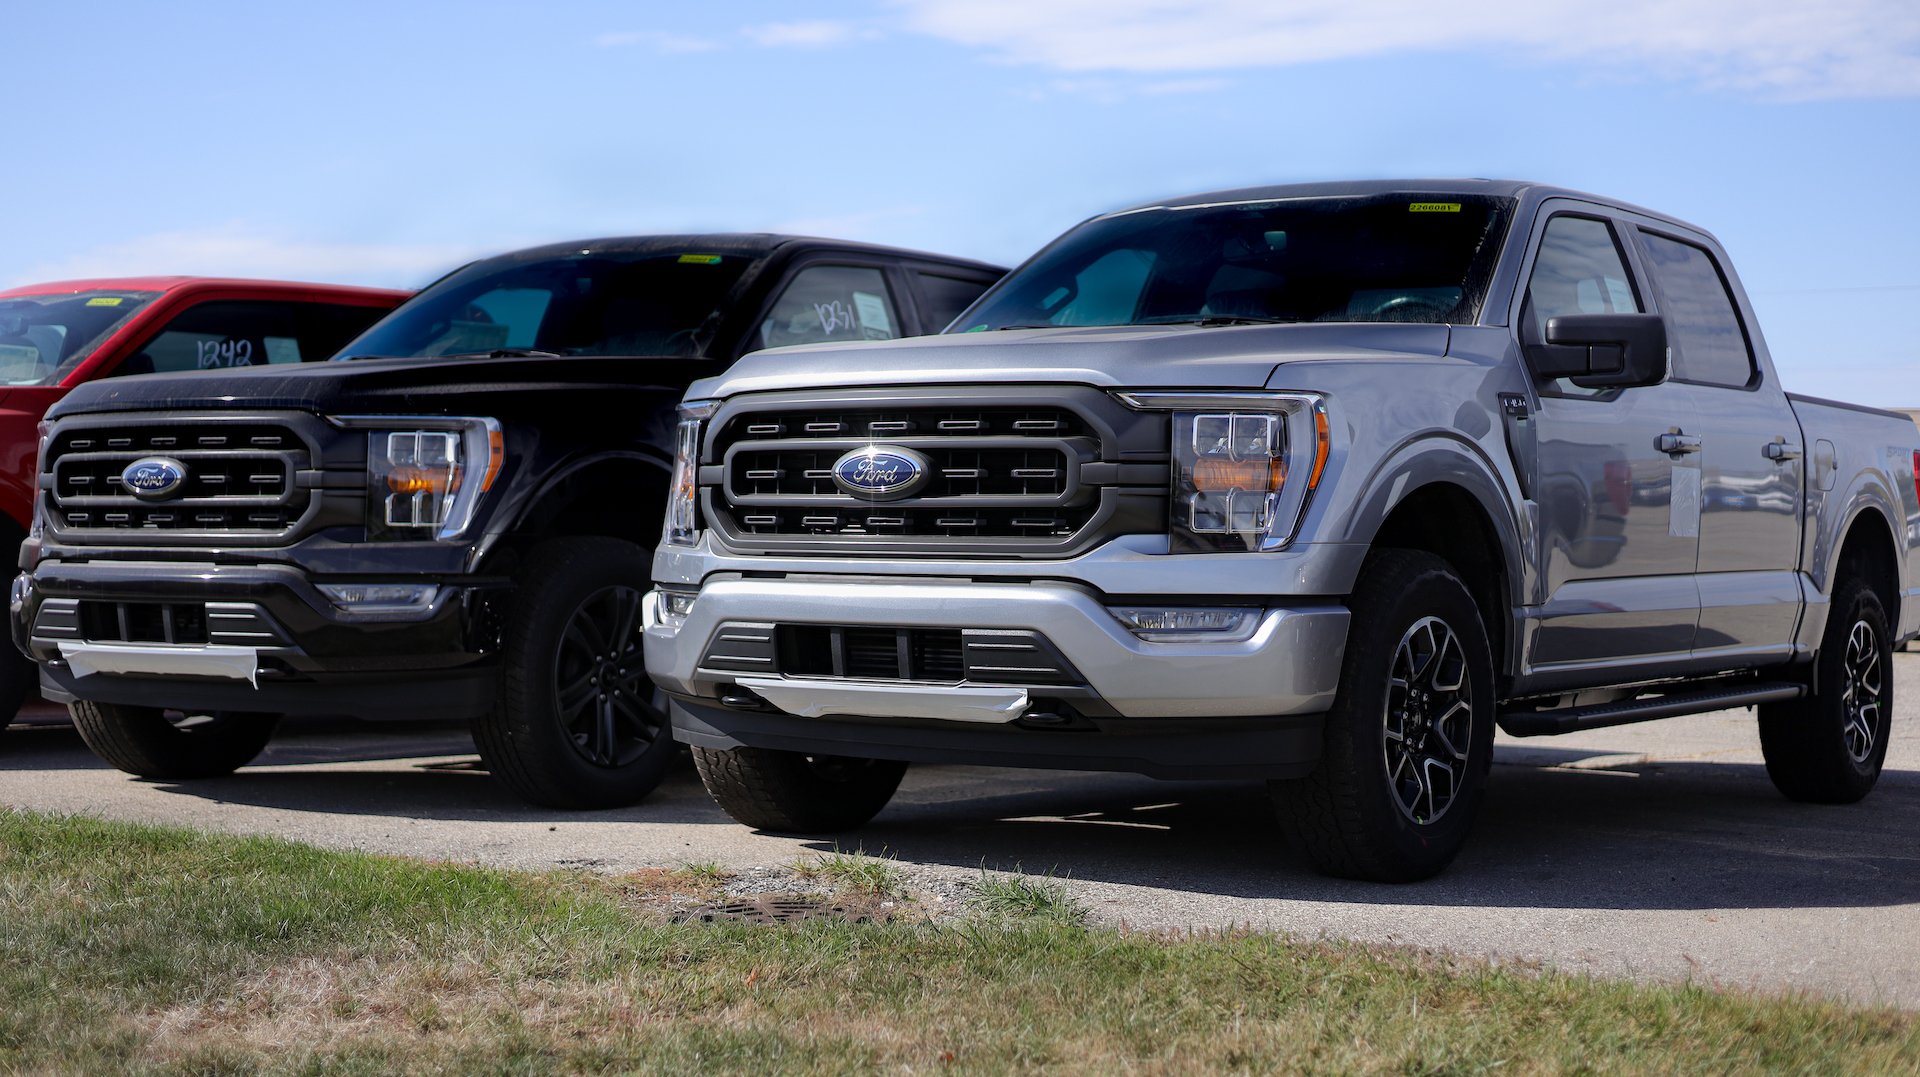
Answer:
[337, 249, 756, 360]
[0, 290, 159, 385]
[955, 194, 1513, 331]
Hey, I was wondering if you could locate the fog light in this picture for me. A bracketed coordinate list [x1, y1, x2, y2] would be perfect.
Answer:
[1110, 606, 1259, 643]
[318, 583, 439, 612]
[656, 589, 698, 629]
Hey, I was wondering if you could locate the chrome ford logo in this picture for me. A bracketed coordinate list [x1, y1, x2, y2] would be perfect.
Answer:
[121, 456, 187, 499]
[831, 446, 930, 501]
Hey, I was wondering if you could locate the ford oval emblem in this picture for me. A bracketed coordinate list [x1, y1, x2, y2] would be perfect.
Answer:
[121, 456, 188, 500]
[831, 446, 931, 501]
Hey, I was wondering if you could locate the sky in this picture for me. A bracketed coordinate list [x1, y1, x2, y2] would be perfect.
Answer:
[6, 0, 1919, 402]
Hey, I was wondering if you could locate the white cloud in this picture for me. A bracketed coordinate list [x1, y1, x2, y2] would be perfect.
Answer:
[593, 29, 722, 53]
[742, 20, 876, 48]
[6, 226, 492, 291]
[892, 0, 1920, 99]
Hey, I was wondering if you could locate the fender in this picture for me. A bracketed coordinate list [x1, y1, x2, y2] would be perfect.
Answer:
[472, 449, 672, 572]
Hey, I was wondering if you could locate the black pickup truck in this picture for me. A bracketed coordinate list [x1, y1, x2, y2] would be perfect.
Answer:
[11, 234, 1002, 807]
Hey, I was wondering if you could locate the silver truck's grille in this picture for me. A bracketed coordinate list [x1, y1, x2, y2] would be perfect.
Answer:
[712, 406, 1098, 544]
[45, 422, 309, 535]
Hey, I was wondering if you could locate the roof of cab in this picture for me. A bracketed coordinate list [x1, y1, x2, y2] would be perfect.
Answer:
[1112, 178, 1699, 234]
[465, 233, 1005, 275]
[0, 276, 411, 301]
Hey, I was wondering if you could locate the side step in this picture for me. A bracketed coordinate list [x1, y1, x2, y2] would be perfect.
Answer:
[1498, 681, 1805, 737]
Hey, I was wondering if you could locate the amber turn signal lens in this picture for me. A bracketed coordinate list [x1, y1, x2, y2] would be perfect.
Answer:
[387, 465, 450, 495]
[1191, 456, 1284, 492]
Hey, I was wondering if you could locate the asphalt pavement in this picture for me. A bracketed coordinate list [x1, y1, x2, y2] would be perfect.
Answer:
[4, 657, 1918, 1008]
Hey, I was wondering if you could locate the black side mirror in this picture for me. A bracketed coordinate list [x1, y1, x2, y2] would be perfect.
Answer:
[1526, 313, 1667, 389]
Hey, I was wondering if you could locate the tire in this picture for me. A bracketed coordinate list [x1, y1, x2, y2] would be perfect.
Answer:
[472, 536, 674, 809]
[69, 701, 278, 779]
[1758, 577, 1891, 803]
[692, 745, 907, 832]
[1271, 549, 1497, 882]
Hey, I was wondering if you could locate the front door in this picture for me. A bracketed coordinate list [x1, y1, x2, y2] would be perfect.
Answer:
[1520, 209, 1703, 672]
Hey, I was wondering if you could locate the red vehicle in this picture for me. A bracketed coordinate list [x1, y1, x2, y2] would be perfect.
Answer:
[0, 277, 409, 725]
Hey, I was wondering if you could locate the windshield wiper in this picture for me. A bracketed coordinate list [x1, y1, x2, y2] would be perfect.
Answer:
[441, 348, 567, 359]
[1136, 315, 1297, 327]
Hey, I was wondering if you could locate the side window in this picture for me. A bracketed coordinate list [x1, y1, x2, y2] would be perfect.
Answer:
[117, 301, 306, 376]
[758, 265, 899, 350]
[1521, 217, 1642, 396]
[1637, 232, 1754, 388]
[915, 272, 994, 332]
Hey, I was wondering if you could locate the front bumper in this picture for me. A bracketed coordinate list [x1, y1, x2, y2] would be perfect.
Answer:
[643, 576, 1348, 778]
[13, 559, 499, 719]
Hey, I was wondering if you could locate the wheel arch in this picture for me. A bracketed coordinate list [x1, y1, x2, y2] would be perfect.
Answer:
[476, 451, 670, 574]
[1830, 506, 1902, 631]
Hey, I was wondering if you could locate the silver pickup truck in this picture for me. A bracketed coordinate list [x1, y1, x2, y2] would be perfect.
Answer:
[645, 180, 1920, 881]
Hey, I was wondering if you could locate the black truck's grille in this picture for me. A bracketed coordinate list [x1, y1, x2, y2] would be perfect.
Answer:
[45, 422, 311, 536]
[705, 391, 1172, 555]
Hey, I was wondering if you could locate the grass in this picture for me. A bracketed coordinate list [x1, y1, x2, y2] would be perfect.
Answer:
[790, 846, 908, 898]
[970, 868, 1086, 926]
[2, 809, 1917, 1074]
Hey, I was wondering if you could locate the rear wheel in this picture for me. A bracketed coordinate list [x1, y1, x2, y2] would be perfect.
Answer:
[1759, 577, 1891, 803]
[1272, 549, 1496, 882]
[692, 745, 906, 832]
[69, 701, 278, 778]
[472, 537, 675, 809]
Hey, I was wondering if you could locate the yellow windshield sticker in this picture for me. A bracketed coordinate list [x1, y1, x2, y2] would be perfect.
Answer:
[678, 253, 724, 265]
[85, 296, 125, 306]
[1410, 202, 1462, 213]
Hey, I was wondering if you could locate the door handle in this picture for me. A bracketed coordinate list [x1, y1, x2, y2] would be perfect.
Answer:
[1657, 433, 1702, 455]
[1764, 441, 1802, 461]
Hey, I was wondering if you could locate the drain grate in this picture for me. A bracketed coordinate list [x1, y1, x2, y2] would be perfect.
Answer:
[673, 896, 885, 925]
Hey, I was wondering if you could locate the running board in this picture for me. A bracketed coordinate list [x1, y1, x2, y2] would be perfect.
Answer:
[1498, 681, 1805, 737]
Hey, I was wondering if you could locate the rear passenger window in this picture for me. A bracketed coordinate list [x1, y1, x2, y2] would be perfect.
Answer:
[758, 265, 900, 350]
[115, 301, 391, 377]
[1637, 232, 1754, 388]
[916, 273, 993, 331]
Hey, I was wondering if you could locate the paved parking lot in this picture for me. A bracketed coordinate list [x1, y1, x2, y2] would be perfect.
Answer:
[5, 657, 1919, 1008]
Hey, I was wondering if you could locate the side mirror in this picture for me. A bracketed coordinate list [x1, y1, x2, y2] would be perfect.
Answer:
[1526, 313, 1668, 389]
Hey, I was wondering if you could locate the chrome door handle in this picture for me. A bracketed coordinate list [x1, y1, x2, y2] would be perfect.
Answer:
[1657, 433, 1702, 455]
[1764, 441, 1802, 461]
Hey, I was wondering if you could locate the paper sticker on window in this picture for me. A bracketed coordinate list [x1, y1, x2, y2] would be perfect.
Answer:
[852, 291, 894, 337]
[678, 253, 724, 265]
[85, 296, 124, 307]
[1409, 202, 1461, 213]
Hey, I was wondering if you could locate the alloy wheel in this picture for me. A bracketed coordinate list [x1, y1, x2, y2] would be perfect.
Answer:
[551, 585, 663, 768]
[1840, 618, 1883, 764]
[1381, 615, 1473, 824]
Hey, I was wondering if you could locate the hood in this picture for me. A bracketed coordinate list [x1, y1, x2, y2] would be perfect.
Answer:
[690, 322, 1453, 399]
[48, 353, 720, 418]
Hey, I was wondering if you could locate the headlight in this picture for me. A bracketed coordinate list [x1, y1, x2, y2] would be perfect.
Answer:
[665, 400, 716, 547]
[332, 416, 503, 541]
[1114, 391, 1329, 553]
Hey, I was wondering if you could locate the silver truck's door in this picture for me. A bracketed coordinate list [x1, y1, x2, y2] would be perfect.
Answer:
[1630, 227, 1803, 660]
[1518, 209, 1702, 670]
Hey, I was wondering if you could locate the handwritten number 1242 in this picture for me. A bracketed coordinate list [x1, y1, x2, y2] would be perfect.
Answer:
[197, 339, 253, 368]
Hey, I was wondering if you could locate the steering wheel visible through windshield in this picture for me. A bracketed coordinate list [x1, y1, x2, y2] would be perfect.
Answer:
[337, 249, 754, 361]
[954, 194, 1513, 332]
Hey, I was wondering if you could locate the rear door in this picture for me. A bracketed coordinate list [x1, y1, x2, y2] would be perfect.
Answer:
[1630, 225, 1803, 659]
[1517, 203, 1703, 671]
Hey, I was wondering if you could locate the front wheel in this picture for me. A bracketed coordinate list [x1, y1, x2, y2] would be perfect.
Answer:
[1271, 549, 1496, 882]
[472, 537, 675, 809]
[692, 745, 906, 832]
[69, 701, 278, 778]
[1758, 577, 1892, 803]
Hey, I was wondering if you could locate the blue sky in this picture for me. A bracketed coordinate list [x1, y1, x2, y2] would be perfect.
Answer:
[7, 1, 1918, 401]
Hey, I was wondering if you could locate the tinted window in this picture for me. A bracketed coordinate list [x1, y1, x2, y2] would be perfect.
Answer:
[115, 301, 390, 377]
[916, 272, 994, 331]
[1523, 216, 1640, 338]
[0, 290, 158, 385]
[757, 265, 900, 350]
[955, 194, 1513, 331]
[340, 249, 754, 360]
[1638, 232, 1753, 387]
